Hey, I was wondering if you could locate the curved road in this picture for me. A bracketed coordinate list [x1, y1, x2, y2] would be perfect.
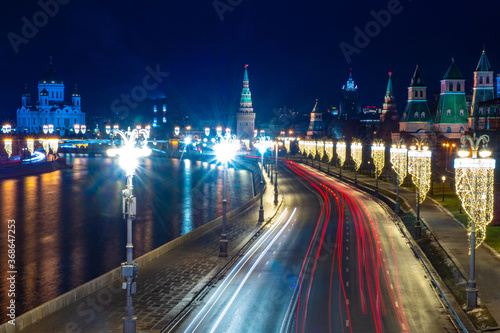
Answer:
[170, 161, 456, 333]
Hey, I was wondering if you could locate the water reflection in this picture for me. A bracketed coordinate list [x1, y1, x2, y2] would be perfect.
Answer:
[0, 156, 253, 322]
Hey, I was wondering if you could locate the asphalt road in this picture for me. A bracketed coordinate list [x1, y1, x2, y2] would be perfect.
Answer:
[170, 161, 457, 333]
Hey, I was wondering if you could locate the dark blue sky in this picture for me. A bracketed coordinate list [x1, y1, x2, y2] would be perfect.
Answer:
[1, 0, 499, 124]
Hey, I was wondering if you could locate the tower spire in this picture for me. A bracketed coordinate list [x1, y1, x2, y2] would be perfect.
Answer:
[236, 64, 256, 140]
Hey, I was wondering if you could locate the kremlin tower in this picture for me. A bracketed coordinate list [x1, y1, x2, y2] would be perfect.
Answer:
[433, 59, 468, 138]
[236, 64, 256, 140]
[306, 99, 326, 139]
[470, 49, 495, 130]
[399, 66, 432, 134]
[381, 72, 397, 121]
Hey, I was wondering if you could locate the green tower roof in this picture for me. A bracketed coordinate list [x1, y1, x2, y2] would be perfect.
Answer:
[410, 66, 426, 87]
[443, 60, 464, 80]
[385, 72, 393, 98]
[476, 50, 492, 71]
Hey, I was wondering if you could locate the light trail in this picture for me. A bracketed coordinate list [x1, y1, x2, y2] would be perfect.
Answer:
[209, 208, 297, 333]
[183, 208, 290, 333]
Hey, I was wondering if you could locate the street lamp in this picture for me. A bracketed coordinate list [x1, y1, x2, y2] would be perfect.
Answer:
[442, 175, 446, 202]
[325, 141, 334, 173]
[390, 139, 407, 214]
[317, 141, 325, 171]
[4, 139, 12, 158]
[408, 137, 432, 239]
[256, 137, 272, 222]
[454, 133, 495, 311]
[107, 127, 151, 333]
[273, 141, 282, 204]
[336, 141, 346, 178]
[214, 134, 239, 257]
[351, 140, 362, 185]
[371, 139, 385, 195]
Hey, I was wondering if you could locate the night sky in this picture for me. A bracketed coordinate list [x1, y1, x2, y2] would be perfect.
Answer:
[1, 0, 499, 125]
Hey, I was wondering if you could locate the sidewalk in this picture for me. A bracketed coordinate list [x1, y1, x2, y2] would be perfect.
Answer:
[14, 164, 281, 333]
[303, 158, 500, 326]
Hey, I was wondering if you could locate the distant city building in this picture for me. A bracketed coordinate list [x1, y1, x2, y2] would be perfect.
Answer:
[433, 59, 468, 138]
[470, 49, 495, 130]
[17, 58, 85, 134]
[399, 66, 432, 134]
[306, 99, 326, 139]
[236, 64, 256, 140]
[381, 72, 397, 121]
[339, 70, 361, 120]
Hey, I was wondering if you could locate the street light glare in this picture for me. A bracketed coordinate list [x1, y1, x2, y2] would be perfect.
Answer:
[185, 137, 192, 145]
[215, 141, 238, 163]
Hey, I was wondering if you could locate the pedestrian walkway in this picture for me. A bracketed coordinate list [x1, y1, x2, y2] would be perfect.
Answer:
[306, 159, 500, 326]
[15, 164, 281, 333]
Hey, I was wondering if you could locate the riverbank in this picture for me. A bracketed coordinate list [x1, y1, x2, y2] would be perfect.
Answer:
[0, 159, 71, 180]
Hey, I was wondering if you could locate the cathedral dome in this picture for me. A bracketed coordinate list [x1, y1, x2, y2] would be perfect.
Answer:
[39, 57, 63, 84]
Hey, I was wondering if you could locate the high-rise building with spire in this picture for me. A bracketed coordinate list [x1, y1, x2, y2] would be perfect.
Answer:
[470, 49, 495, 130]
[339, 70, 360, 120]
[433, 59, 468, 138]
[236, 64, 256, 140]
[381, 72, 397, 121]
[399, 66, 432, 134]
[306, 99, 325, 139]
[16, 57, 85, 134]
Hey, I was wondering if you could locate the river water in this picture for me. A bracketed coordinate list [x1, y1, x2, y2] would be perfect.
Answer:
[0, 155, 254, 322]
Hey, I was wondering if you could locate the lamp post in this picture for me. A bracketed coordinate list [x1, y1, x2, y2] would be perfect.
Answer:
[454, 133, 495, 311]
[351, 140, 362, 185]
[214, 134, 238, 257]
[325, 141, 334, 173]
[317, 141, 325, 171]
[371, 139, 385, 195]
[408, 137, 432, 239]
[107, 127, 151, 333]
[390, 139, 407, 214]
[274, 141, 281, 205]
[256, 137, 272, 222]
[336, 141, 346, 178]
[442, 175, 446, 202]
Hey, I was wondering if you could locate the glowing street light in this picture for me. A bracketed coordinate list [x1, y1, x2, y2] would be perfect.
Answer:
[454, 133, 495, 311]
[214, 134, 239, 257]
[205, 127, 210, 137]
[217, 126, 223, 137]
[4, 139, 12, 158]
[272, 141, 282, 204]
[80, 124, 86, 134]
[336, 141, 346, 178]
[27, 138, 34, 155]
[43, 124, 49, 135]
[371, 139, 385, 195]
[105, 125, 111, 135]
[2, 124, 12, 133]
[325, 141, 334, 173]
[256, 137, 273, 222]
[107, 127, 151, 332]
[351, 140, 362, 185]
[225, 128, 231, 136]
[174, 126, 180, 136]
[390, 139, 407, 213]
[408, 137, 431, 239]
[48, 124, 54, 134]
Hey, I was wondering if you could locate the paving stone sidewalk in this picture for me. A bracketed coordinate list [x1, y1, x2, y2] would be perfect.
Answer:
[17, 168, 281, 333]
[307, 159, 500, 326]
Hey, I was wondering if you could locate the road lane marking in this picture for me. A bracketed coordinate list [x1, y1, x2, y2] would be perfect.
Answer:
[346, 268, 349, 272]
[346, 320, 350, 327]
[209, 209, 297, 333]
[347, 299, 349, 305]
[346, 282, 349, 287]
[184, 209, 290, 333]
[346, 256, 349, 260]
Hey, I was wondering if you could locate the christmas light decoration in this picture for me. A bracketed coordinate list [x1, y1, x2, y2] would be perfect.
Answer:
[4, 139, 12, 158]
[408, 137, 431, 239]
[351, 140, 362, 185]
[390, 138, 407, 213]
[317, 141, 324, 161]
[49, 139, 59, 154]
[454, 133, 495, 311]
[371, 139, 385, 194]
[42, 139, 50, 155]
[27, 138, 34, 154]
[325, 141, 334, 163]
[336, 141, 346, 178]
